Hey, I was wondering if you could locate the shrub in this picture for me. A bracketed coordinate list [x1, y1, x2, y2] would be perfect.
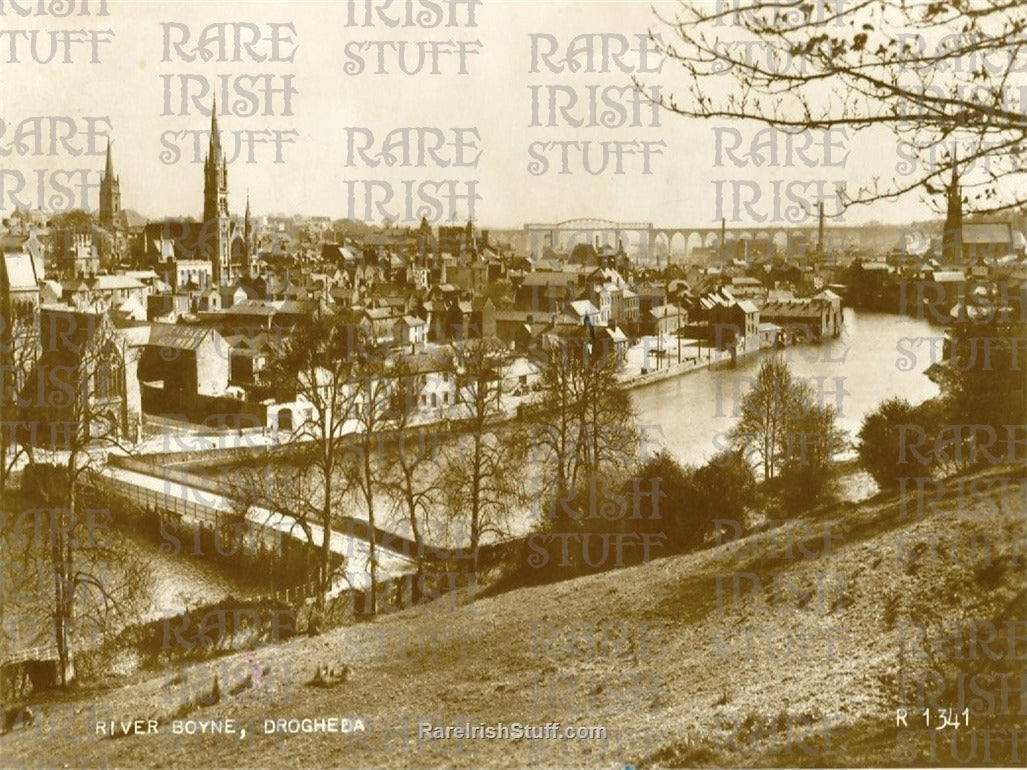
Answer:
[680, 450, 755, 548]
[858, 398, 942, 488]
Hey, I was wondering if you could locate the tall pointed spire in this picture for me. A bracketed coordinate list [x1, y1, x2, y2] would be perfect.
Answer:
[209, 96, 221, 158]
[244, 192, 252, 259]
[99, 136, 121, 228]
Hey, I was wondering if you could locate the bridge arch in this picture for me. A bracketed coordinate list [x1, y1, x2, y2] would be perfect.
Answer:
[670, 232, 687, 263]
[686, 232, 704, 260]
[652, 232, 670, 260]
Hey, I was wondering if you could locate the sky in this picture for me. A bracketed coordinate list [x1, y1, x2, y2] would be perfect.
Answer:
[2, 0, 952, 230]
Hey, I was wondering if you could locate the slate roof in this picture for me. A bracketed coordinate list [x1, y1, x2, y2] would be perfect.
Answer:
[148, 322, 217, 350]
[2, 251, 38, 291]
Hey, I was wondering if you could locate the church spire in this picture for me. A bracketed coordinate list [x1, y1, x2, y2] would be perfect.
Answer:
[209, 96, 220, 157]
[244, 192, 252, 255]
[99, 136, 121, 229]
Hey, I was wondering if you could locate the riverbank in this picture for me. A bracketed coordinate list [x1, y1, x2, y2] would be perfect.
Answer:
[113, 342, 747, 462]
[617, 343, 768, 392]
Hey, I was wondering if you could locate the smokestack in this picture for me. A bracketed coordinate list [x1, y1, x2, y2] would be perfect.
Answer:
[817, 201, 825, 254]
[943, 163, 963, 265]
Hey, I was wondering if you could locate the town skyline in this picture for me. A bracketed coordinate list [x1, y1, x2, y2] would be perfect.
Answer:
[16, 114, 992, 236]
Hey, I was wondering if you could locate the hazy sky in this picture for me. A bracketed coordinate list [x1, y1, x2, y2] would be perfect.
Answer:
[3, 0, 947, 229]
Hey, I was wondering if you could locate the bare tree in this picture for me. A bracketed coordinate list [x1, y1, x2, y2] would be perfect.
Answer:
[1, 312, 38, 500]
[729, 357, 801, 481]
[3, 478, 150, 688]
[264, 311, 363, 611]
[440, 338, 519, 579]
[527, 338, 639, 510]
[11, 310, 145, 684]
[729, 356, 847, 505]
[379, 355, 446, 599]
[645, 0, 1027, 215]
[343, 352, 395, 615]
[226, 457, 322, 595]
[577, 344, 639, 481]
[527, 343, 586, 502]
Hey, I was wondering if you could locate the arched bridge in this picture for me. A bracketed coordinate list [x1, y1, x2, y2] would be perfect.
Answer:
[523, 218, 915, 264]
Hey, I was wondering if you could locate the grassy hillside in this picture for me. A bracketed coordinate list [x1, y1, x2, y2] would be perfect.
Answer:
[4, 465, 1024, 768]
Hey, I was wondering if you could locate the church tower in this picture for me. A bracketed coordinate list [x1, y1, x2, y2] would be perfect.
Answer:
[99, 139, 121, 229]
[203, 97, 232, 284]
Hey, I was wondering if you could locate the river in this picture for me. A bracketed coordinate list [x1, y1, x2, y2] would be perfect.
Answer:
[116, 309, 943, 611]
[629, 309, 942, 468]
[123, 530, 264, 620]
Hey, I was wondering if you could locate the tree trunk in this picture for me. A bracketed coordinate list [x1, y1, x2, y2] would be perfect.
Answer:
[53, 478, 75, 686]
[470, 432, 482, 579]
[52, 526, 70, 686]
[404, 467, 424, 605]
[319, 472, 332, 612]
[363, 451, 378, 615]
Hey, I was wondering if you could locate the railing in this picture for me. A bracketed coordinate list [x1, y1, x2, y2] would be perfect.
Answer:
[108, 454, 230, 502]
[102, 474, 225, 529]
[103, 455, 524, 594]
[107, 454, 431, 566]
[261, 580, 321, 607]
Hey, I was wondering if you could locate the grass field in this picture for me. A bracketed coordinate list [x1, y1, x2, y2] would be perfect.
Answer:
[4, 465, 1024, 768]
